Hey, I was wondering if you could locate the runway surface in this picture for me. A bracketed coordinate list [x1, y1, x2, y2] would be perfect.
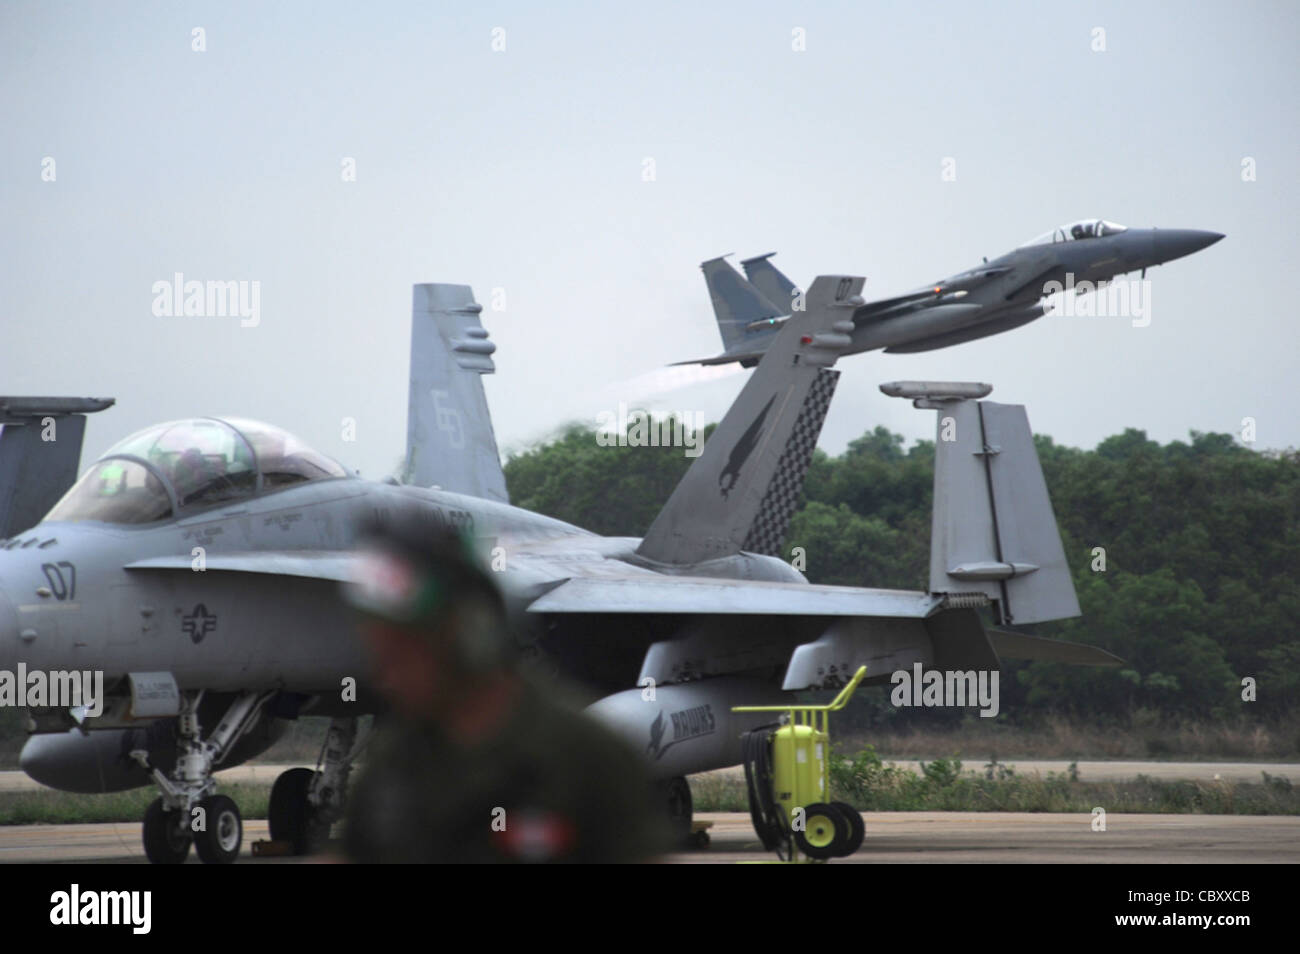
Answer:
[3, 759, 1296, 793]
[3, 760, 1296, 863]
[1, 812, 1296, 863]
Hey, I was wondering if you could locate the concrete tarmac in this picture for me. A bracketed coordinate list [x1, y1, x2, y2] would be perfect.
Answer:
[3, 759, 1296, 793]
[2, 760, 1295, 863]
[676, 811, 1300, 864]
[1, 811, 1296, 863]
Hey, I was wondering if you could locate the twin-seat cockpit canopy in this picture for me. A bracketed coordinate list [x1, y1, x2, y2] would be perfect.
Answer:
[1018, 219, 1128, 248]
[47, 418, 349, 525]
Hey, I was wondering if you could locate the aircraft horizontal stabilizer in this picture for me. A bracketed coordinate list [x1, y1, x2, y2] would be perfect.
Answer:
[988, 629, 1123, 666]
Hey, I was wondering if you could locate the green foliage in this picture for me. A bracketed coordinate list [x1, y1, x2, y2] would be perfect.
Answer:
[1261, 771, 1292, 794]
[785, 502, 912, 588]
[503, 421, 704, 537]
[985, 757, 1016, 781]
[0, 783, 271, 825]
[817, 747, 1300, 814]
[919, 756, 963, 787]
[0, 708, 26, 769]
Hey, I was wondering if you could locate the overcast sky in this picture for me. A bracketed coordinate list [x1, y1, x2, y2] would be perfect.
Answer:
[2, 1, 1296, 483]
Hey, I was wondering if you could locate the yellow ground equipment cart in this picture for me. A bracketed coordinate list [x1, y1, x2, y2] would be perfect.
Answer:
[734, 665, 867, 862]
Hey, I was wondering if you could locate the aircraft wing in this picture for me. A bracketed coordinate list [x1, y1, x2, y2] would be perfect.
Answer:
[124, 553, 1117, 673]
[124, 550, 938, 617]
[529, 576, 1118, 687]
[124, 551, 354, 582]
[527, 576, 941, 617]
[668, 350, 765, 367]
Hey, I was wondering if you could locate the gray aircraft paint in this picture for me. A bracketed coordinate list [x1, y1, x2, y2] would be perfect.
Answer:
[741, 253, 800, 314]
[404, 284, 508, 502]
[686, 223, 1224, 366]
[0, 398, 115, 538]
[637, 276, 862, 566]
[927, 399, 1079, 625]
[1, 280, 1115, 795]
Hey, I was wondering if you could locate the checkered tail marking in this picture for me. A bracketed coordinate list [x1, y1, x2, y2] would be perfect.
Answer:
[741, 368, 840, 555]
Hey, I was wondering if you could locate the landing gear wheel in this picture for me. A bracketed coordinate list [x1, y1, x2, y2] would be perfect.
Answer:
[662, 776, 693, 846]
[793, 802, 849, 860]
[832, 801, 865, 855]
[143, 797, 192, 864]
[194, 795, 242, 864]
[269, 767, 324, 855]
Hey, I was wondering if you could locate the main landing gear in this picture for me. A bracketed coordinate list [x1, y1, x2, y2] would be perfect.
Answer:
[658, 775, 711, 849]
[268, 716, 363, 855]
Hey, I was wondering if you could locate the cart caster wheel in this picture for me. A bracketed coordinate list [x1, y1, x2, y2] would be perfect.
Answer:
[832, 801, 864, 855]
[793, 802, 850, 860]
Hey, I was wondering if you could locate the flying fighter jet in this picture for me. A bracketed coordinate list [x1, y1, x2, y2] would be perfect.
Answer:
[0, 276, 1118, 864]
[687, 219, 1224, 365]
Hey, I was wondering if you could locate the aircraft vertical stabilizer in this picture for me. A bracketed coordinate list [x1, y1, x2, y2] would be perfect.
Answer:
[882, 383, 1079, 624]
[637, 275, 864, 565]
[0, 397, 115, 537]
[701, 256, 785, 353]
[405, 284, 509, 502]
[740, 253, 800, 315]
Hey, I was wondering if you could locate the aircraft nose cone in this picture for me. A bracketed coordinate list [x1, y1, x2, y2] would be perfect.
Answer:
[1152, 229, 1225, 264]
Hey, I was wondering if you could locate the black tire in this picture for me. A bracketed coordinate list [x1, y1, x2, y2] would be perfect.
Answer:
[194, 794, 242, 864]
[792, 802, 849, 860]
[832, 801, 865, 856]
[142, 797, 191, 865]
[661, 776, 693, 845]
[269, 767, 319, 854]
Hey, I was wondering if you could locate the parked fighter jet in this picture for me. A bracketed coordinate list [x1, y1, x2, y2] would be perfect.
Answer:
[1, 277, 1117, 863]
[688, 219, 1224, 365]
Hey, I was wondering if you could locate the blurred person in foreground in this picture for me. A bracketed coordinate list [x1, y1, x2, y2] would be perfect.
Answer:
[341, 516, 666, 863]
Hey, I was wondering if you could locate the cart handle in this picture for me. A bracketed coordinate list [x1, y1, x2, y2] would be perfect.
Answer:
[731, 665, 867, 714]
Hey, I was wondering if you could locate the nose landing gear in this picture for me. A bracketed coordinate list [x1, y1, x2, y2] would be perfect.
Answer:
[133, 689, 273, 865]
